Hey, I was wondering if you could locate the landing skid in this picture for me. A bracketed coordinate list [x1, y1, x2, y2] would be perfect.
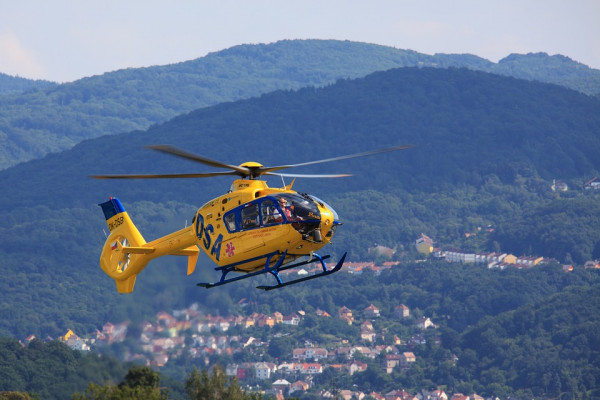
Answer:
[197, 251, 347, 290]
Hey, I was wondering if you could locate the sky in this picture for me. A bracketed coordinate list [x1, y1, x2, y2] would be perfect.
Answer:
[1, 0, 599, 83]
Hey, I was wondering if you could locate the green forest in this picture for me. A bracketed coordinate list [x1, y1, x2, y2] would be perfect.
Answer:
[1, 262, 599, 399]
[0, 72, 54, 95]
[1, 66, 600, 339]
[1, 39, 599, 170]
[1, 53, 600, 399]
[0, 338, 256, 399]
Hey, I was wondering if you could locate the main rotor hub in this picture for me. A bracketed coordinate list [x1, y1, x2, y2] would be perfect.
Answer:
[239, 162, 264, 168]
[239, 161, 265, 179]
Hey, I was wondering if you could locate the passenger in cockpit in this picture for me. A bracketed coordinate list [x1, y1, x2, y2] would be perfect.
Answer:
[278, 198, 293, 220]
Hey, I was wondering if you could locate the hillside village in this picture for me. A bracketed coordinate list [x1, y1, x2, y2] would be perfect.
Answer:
[21, 257, 564, 400]
[41, 298, 453, 400]
[414, 232, 600, 271]
[20, 236, 598, 399]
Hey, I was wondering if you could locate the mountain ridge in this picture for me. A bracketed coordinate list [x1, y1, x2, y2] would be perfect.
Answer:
[1, 39, 599, 170]
[1, 66, 599, 339]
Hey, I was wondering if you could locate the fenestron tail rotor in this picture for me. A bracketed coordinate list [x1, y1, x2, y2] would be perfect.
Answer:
[90, 144, 413, 180]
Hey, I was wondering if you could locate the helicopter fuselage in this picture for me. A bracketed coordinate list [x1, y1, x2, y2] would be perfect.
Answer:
[98, 179, 341, 293]
[194, 179, 340, 272]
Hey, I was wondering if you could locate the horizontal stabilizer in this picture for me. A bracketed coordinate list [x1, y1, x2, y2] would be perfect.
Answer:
[122, 246, 155, 254]
[169, 246, 200, 275]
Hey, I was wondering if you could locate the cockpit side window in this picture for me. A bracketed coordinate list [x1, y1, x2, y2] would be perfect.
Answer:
[224, 212, 237, 232]
[261, 199, 281, 225]
[241, 203, 260, 230]
[226, 197, 304, 233]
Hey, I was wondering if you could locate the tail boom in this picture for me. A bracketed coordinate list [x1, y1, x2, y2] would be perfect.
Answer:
[98, 198, 199, 293]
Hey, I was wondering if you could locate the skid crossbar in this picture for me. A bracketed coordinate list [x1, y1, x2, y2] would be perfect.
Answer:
[196, 251, 346, 290]
[257, 252, 346, 291]
[197, 250, 288, 289]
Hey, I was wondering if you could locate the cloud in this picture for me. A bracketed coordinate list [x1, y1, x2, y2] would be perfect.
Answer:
[0, 30, 47, 80]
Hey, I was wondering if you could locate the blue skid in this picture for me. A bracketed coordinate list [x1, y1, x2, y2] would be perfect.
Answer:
[196, 251, 346, 290]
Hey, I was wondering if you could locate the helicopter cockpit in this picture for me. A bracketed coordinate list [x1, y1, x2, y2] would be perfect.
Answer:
[223, 193, 323, 236]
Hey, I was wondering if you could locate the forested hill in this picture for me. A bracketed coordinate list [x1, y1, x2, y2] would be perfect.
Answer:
[458, 284, 600, 397]
[0, 72, 55, 95]
[1, 39, 599, 170]
[1, 67, 599, 211]
[1, 66, 600, 339]
[1, 266, 599, 399]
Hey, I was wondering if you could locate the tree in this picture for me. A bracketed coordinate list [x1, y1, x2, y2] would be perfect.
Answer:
[267, 337, 293, 359]
[184, 365, 249, 400]
[0, 393, 36, 400]
[72, 366, 167, 400]
[119, 366, 160, 390]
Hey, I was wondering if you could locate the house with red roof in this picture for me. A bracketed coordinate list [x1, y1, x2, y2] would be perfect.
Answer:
[289, 380, 310, 395]
[338, 306, 354, 324]
[364, 304, 381, 318]
[394, 304, 410, 318]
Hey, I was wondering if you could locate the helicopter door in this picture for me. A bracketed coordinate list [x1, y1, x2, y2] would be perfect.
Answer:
[241, 203, 260, 230]
[236, 203, 267, 254]
[261, 199, 281, 225]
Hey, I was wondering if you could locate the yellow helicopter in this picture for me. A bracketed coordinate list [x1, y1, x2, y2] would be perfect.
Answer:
[93, 144, 411, 294]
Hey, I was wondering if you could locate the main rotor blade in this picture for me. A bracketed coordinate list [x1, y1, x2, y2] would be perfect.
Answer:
[260, 144, 414, 174]
[91, 171, 239, 179]
[147, 145, 250, 175]
[266, 172, 352, 178]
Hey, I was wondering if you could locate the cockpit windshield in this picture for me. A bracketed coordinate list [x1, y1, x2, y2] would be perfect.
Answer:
[273, 193, 321, 222]
[223, 193, 322, 233]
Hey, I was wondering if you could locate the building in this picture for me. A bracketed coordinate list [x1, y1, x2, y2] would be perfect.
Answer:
[360, 327, 376, 343]
[416, 233, 434, 254]
[430, 389, 449, 400]
[444, 249, 475, 263]
[450, 394, 469, 400]
[384, 354, 402, 373]
[338, 306, 354, 324]
[394, 304, 410, 319]
[516, 256, 544, 268]
[551, 179, 568, 192]
[348, 360, 367, 375]
[282, 314, 301, 325]
[289, 381, 310, 395]
[385, 389, 415, 400]
[401, 352, 416, 368]
[364, 304, 381, 318]
[415, 317, 434, 329]
[272, 379, 291, 394]
[257, 315, 275, 327]
[584, 177, 600, 190]
[292, 347, 328, 360]
[294, 363, 323, 374]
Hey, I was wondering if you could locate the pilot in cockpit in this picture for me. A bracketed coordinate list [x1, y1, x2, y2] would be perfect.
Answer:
[278, 197, 294, 220]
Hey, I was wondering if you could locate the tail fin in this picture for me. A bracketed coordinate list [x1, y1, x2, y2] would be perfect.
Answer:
[98, 197, 200, 294]
[99, 198, 149, 293]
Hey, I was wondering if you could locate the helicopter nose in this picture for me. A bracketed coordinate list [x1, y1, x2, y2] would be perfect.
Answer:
[306, 195, 340, 243]
[320, 205, 340, 241]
